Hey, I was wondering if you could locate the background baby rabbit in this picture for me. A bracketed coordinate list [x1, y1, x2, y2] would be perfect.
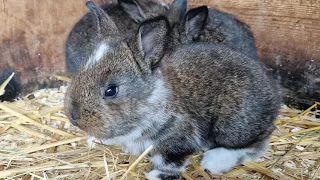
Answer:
[66, 0, 259, 78]
[64, 1, 281, 179]
[166, 0, 258, 59]
[65, 0, 168, 77]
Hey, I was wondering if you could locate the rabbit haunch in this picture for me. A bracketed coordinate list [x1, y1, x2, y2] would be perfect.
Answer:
[64, 2, 280, 179]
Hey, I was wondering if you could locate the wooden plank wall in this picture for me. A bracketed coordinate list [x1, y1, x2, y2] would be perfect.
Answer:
[0, 0, 319, 108]
[0, 0, 111, 93]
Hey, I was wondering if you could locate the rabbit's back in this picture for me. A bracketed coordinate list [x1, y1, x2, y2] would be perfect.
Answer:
[200, 9, 257, 59]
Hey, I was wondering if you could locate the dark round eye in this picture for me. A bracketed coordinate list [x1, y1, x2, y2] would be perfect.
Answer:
[104, 86, 118, 97]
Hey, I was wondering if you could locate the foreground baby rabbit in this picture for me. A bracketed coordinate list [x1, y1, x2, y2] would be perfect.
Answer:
[169, 0, 257, 59]
[65, 0, 168, 77]
[64, 1, 281, 179]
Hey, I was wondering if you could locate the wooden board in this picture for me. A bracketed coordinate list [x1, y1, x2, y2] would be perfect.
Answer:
[0, 0, 110, 93]
[0, 0, 319, 108]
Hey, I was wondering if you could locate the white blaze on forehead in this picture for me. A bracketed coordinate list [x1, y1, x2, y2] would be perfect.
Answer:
[85, 43, 111, 68]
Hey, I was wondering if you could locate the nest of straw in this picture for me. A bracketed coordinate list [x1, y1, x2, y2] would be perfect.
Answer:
[0, 75, 319, 180]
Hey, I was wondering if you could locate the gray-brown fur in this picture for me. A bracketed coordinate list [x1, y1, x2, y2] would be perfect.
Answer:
[167, 0, 258, 59]
[65, 0, 168, 77]
[162, 44, 279, 148]
[194, 7, 257, 59]
[64, 2, 281, 179]
[66, 0, 258, 78]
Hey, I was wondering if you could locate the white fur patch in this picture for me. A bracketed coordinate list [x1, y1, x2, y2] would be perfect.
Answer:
[85, 43, 111, 68]
[88, 128, 153, 155]
[139, 78, 171, 128]
[116, 128, 152, 155]
[150, 154, 165, 167]
[86, 136, 97, 148]
[159, 2, 168, 8]
[201, 146, 268, 174]
[201, 148, 248, 174]
[145, 170, 162, 180]
[148, 79, 168, 104]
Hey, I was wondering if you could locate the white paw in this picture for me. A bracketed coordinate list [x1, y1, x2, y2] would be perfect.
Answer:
[86, 136, 97, 148]
[145, 170, 162, 180]
[201, 148, 249, 174]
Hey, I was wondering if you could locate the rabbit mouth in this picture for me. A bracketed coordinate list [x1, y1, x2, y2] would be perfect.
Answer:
[77, 118, 106, 135]
[77, 115, 141, 140]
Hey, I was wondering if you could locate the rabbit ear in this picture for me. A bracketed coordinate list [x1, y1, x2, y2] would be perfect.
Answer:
[118, 0, 146, 23]
[168, 0, 187, 24]
[184, 6, 208, 41]
[86, 1, 119, 36]
[137, 17, 169, 69]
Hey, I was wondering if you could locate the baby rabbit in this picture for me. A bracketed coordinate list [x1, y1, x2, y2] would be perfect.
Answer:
[64, 1, 281, 179]
[65, 0, 168, 77]
[168, 0, 258, 59]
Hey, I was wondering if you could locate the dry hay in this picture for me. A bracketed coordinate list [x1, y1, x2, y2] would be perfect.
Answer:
[0, 76, 320, 180]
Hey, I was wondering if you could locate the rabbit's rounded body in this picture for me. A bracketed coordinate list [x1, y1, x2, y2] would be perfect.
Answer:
[70, 42, 280, 179]
[171, 1, 258, 59]
[161, 44, 279, 149]
[65, 2, 281, 178]
[65, 0, 168, 77]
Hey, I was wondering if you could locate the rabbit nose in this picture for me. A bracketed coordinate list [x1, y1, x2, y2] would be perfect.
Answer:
[69, 104, 80, 126]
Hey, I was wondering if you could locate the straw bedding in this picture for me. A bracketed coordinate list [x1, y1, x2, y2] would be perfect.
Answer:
[0, 75, 319, 180]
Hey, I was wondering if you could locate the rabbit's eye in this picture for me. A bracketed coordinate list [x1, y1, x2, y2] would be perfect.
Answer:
[105, 86, 118, 97]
